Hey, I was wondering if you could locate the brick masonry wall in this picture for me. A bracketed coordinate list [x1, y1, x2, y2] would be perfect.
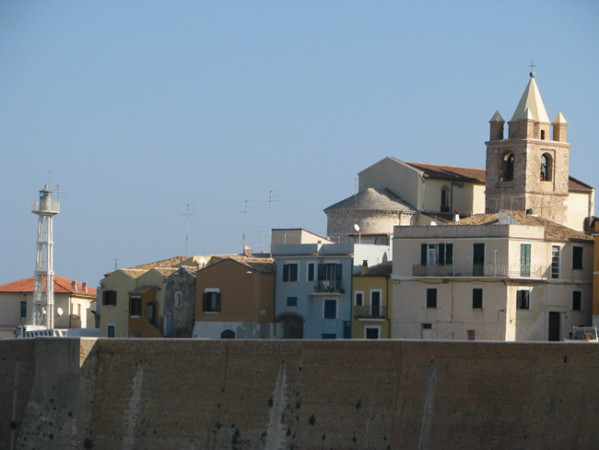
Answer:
[4, 338, 599, 449]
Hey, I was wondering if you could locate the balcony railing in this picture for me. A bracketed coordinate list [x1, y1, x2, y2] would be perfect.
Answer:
[314, 280, 344, 293]
[412, 264, 544, 278]
[353, 305, 388, 318]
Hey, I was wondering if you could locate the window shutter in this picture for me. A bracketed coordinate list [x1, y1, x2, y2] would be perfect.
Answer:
[203, 292, 209, 311]
[439, 244, 446, 265]
[446, 244, 453, 265]
[421, 244, 427, 265]
[283, 264, 289, 281]
[216, 293, 221, 311]
[336, 264, 343, 280]
[291, 264, 298, 281]
[318, 264, 325, 281]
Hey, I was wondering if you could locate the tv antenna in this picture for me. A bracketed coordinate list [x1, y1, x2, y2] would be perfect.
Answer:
[111, 258, 120, 271]
[240, 200, 253, 252]
[180, 203, 196, 256]
[266, 190, 279, 251]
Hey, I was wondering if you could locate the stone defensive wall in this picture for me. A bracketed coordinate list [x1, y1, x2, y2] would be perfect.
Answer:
[2, 338, 599, 449]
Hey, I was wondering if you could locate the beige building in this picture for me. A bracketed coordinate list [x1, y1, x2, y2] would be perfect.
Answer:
[392, 211, 593, 341]
[0, 275, 96, 338]
[392, 74, 595, 342]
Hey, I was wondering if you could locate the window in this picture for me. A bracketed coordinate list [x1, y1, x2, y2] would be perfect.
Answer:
[573, 246, 583, 270]
[426, 289, 437, 308]
[318, 263, 342, 281]
[103, 290, 117, 306]
[322, 333, 336, 339]
[517, 290, 530, 310]
[541, 130, 546, 140]
[355, 291, 364, 306]
[203, 290, 221, 312]
[467, 330, 476, 340]
[420, 243, 453, 266]
[129, 297, 142, 316]
[472, 288, 483, 309]
[307, 262, 315, 281]
[146, 302, 156, 324]
[365, 327, 380, 339]
[473, 243, 485, 276]
[520, 243, 531, 277]
[422, 323, 432, 329]
[286, 296, 298, 307]
[107, 324, 116, 338]
[551, 245, 560, 279]
[440, 187, 450, 212]
[221, 329, 235, 339]
[175, 291, 183, 308]
[20, 301, 27, 318]
[502, 153, 514, 181]
[371, 290, 382, 316]
[323, 299, 337, 319]
[572, 291, 582, 311]
[282, 263, 299, 281]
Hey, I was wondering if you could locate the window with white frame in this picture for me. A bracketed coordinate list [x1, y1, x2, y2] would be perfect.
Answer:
[420, 243, 453, 266]
[282, 263, 299, 282]
[355, 291, 364, 306]
[175, 291, 183, 308]
[551, 245, 560, 279]
[364, 326, 380, 339]
[307, 262, 315, 282]
[203, 289, 221, 312]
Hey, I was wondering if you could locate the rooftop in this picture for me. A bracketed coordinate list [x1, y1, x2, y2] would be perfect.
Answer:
[0, 275, 97, 297]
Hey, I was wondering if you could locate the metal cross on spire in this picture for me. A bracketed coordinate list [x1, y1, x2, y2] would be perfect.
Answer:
[529, 60, 536, 77]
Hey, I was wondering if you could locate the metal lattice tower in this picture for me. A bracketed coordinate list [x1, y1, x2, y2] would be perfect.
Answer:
[31, 185, 60, 328]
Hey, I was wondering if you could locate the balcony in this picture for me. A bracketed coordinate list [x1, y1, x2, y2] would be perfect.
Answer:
[412, 264, 544, 278]
[353, 305, 388, 319]
[313, 280, 344, 294]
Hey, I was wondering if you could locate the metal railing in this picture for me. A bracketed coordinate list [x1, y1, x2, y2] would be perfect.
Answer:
[353, 305, 388, 318]
[412, 264, 544, 278]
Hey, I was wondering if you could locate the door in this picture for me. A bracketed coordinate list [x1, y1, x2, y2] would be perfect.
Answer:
[548, 311, 561, 341]
[371, 291, 381, 317]
[473, 243, 485, 276]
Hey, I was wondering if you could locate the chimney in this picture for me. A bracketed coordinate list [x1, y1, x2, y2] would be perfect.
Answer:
[244, 245, 252, 256]
[361, 260, 368, 275]
[82, 282, 88, 293]
[72, 280, 77, 292]
[453, 210, 460, 222]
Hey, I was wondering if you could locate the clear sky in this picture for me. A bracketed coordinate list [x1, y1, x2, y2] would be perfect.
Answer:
[1, 1, 598, 287]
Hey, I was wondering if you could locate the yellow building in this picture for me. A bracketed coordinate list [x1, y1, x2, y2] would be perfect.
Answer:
[352, 262, 392, 339]
[98, 256, 200, 337]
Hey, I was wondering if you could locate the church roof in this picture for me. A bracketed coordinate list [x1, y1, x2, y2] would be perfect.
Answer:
[450, 210, 592, 242]
[401, 161, 486, 183]
[510, 74, 550, 123]
[324, 188, 416, 213]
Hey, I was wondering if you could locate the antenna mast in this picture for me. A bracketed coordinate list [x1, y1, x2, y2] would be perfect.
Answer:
[180, 203, 196, 256]
[241, 200, 253, 252]
[266, 190, 279, 252]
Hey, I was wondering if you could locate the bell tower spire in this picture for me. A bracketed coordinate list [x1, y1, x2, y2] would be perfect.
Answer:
[484, 72, 571, 225]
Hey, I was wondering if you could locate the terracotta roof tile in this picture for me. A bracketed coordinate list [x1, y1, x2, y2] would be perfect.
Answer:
[449, 210, 592, 242]
[0, 275, 97, 296]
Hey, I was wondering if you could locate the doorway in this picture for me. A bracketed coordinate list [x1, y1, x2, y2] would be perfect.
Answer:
[548, 311, 561, 341]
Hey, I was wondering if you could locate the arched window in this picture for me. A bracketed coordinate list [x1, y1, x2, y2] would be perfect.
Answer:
[502, 153, 514, 181]
[540, 154, 552, 181]
[220, 329, 235, 339]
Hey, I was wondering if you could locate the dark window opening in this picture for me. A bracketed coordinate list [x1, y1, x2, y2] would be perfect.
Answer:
[573, 246, 583, 270]
[203, 291, 221, 312]
[426, 288, 437, 308]
[282, 263, 299, 282]
[502, 153, 514, 181]
[517, 290, 530, 310]
[286, 296, 298, 307]
[20, 301, 27, 318]
[129, 297, 142, 316]
[324, 299, 337, 319]
[472, 288, 483, 309]
[572, 291, 582, 311]
[146, 302, 155, 324]
[103, 290, 117, 306]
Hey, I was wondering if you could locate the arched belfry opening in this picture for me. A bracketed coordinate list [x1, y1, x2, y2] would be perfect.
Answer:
[540, 153, 552, 181]
[502, 153, 514, 181]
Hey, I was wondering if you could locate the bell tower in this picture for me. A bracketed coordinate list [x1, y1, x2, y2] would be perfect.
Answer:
[485, 72, 570, 225]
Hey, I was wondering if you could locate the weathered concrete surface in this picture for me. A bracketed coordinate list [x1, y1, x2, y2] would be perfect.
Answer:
[2, 338, 599, 449]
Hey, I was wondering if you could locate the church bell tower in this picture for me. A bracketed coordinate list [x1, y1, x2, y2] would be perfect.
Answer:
[485, 72, 571, 225]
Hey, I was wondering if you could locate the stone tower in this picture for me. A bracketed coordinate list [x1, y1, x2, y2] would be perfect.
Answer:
[485, 72, 570, 225]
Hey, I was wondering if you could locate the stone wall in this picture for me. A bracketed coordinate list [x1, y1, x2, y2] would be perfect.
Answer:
[3, 338, 599, 449]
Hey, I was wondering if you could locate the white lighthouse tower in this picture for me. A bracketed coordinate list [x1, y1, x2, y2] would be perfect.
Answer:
[31, 185, 60, 329]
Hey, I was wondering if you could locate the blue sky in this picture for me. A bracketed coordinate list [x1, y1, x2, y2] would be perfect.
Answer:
[1, 1, 598, 287]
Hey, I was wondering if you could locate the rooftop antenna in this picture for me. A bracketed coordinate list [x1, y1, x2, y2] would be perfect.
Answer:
[241, 200, 253, 253]
[266, 190, 279, 252]
[180, 203, 196, 256]
[111, 258, 120, 271]
[31, 183, 60, 329]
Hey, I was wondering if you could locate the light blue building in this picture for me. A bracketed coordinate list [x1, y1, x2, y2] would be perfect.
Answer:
[273, 243, 390, 339]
